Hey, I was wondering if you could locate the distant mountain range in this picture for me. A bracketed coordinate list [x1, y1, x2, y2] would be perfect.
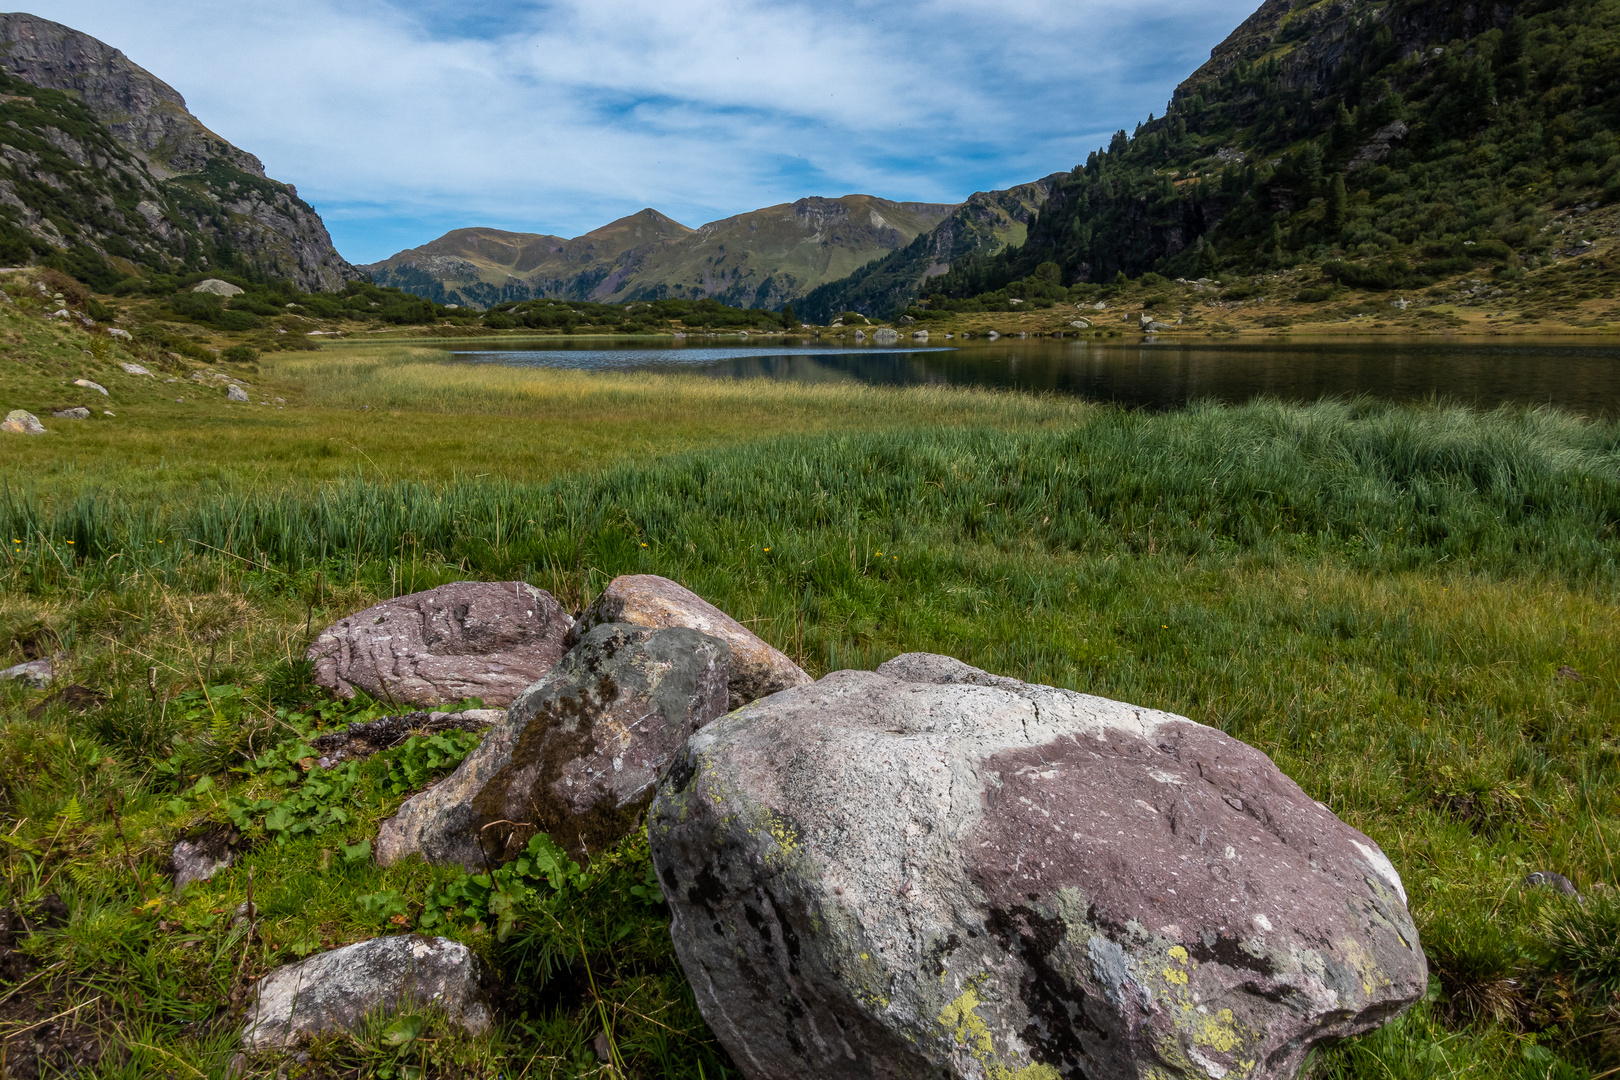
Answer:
[0, 13, 357, 291]
[361, 186, 1053, 312]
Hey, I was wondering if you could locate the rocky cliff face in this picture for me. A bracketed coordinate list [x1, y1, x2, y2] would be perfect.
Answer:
[0, 13, 357, 290]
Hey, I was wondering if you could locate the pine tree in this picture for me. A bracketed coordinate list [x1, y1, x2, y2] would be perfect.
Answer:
[1328, 174, 1348, 233]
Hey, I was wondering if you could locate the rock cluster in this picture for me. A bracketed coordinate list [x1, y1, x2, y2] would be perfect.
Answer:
[282, 578, 1422, 1075]
[649, 653, 1427, 1080]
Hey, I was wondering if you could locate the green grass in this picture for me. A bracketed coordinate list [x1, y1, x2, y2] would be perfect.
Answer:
[1, 321, 1618, 1076]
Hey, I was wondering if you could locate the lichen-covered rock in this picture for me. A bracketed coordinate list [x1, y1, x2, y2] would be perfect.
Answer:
[240, 936, 490, 1051]
[651, 655, 1426, 1080]
[1, 410, 45, 434]
[307, 582, 572, 708]
[377, 623, 730, 868]
[573, 575, 809, 709]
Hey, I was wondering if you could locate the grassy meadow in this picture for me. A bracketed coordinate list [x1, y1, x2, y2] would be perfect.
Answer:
[0, 302, 1618, 1078]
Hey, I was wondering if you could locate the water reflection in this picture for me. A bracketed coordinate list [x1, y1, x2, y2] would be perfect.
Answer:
[440, 336, 1620, 416]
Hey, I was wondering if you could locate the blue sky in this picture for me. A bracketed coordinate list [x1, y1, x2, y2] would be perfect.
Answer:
[29, 0, 1259, 264]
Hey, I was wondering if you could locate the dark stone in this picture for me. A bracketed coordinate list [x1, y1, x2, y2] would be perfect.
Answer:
[571, 575, 810, 710]
[377, 623, 730, 867]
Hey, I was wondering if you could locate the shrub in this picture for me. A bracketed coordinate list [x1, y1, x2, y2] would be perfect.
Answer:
[220, 344, 259, 364]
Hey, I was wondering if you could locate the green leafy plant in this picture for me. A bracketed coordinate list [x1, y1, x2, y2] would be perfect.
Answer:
[382, 730, 483, 795]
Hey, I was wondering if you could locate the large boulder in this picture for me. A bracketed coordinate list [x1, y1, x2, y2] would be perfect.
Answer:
[650, 655, 1426, 1080]
[307, 581, 572, 708]
[377, 623, 730, 868]
[573, 575, 810, 710]
[240, 936, 490, 1051]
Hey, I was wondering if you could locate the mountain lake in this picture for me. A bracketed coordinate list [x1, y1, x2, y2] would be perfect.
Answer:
[434, 336, 1620, 416]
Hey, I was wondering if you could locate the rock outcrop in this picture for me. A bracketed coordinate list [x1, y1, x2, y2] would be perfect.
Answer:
[377, 623, 730, 868]
[307, 582, 573, 708]
[240, 936, 490, 1051]
[651, 655, 1426, 1080]
[0, 14, 359, 291]
[573, 575, 810, 710]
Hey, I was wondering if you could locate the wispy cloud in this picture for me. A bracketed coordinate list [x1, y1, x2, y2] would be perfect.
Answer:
[24, 0, 1257, 262]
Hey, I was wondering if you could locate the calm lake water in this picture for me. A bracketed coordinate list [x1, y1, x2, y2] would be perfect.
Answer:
[436, 336, 1620, 416]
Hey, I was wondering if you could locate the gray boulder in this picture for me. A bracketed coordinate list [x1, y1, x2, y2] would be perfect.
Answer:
[2, 410, 45, 434]
[0, 658, 52, 687]
[72, 379, 108, 396]
[651, 656, 1425, 1080]
[226, 384, 249, 402]
[912, 330, 929, 342]
[193, 278, 245, 297]
[307, 581, 572, 708]
[872, 328, 899, 345]
[572, 575, 811, 710]
[377, 623, 730, 868]
[51, 406, 90, 419]
[240, 936, 490, 1051]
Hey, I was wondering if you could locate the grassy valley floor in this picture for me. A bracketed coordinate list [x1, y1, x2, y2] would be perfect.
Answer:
[0, 303, 1617, 1078]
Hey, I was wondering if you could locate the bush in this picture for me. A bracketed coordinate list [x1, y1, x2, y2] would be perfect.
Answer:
[1322, 259, 1412, 290]
[220, 344, 259, 364]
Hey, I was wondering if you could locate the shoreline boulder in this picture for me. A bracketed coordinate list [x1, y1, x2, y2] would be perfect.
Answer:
[651, 655, 1426, 1080]
[572, 575, 810, 710]
[377, 622, 730, 868]
[307, 581, 572, 708]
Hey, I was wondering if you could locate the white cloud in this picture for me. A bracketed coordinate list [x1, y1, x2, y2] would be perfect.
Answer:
[23, 0, 1257, 262]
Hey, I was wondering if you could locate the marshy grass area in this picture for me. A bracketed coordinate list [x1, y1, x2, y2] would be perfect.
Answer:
[1, 331, 1618, 1077]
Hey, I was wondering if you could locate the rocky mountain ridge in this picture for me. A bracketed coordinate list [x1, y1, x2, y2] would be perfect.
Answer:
[0, 13, 357, 291]
[365, 194, 993, 310]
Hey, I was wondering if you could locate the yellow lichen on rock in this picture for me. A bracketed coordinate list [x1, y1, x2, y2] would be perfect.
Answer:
[937, 987, 1060, 1080]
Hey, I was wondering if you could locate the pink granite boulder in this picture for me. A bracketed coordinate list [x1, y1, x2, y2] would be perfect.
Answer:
[307, 581, 571, 707]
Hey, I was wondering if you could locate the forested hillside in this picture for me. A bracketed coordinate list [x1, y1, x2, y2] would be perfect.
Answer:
[838, 0, 1616, 314]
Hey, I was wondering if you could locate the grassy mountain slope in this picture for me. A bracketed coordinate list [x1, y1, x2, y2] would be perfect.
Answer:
[795, 176, 1062, 322]
[366, 195, 957, 310]
[0, 13, 357, 291]
[925, 0, 1615, 301]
